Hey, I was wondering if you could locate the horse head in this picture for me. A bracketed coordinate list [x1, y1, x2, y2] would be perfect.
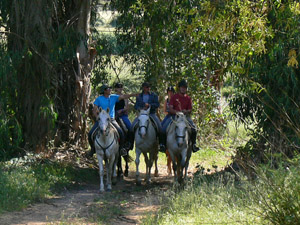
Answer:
[137, 107, 151, 138]
[97, 107, 111, 135]
[173, 112, 188, 147]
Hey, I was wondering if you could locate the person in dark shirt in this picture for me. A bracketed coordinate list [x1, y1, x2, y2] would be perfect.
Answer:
[114, 83, 131, 131]
[126, 82, 163, 150]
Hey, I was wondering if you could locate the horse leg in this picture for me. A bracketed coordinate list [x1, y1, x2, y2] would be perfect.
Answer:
[154, 151, 159, 177]
[176, 156, 182, 183]
[143, 153, 151, 184]
[117, 153, 123, 179]
[106, 155, 115, 192]
[112, 153, 118, 185]
[124, 155, 129, 177]
[96, 153, 105, 192]
[166, 150, 172, 175]
[135, 149, 142, 186]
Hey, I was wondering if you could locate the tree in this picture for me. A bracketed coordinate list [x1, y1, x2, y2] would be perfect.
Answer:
[0, 0, 97, 154]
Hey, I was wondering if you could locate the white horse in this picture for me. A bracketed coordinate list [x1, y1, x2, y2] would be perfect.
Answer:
[166, 112, 192, 183]
[94, 108, 119, 192]
[134, 107, 159, 185]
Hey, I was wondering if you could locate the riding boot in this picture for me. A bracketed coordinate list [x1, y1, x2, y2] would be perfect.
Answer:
[125, 130, 134, 151]
[191, 131, 200, 153]
[159, 133, 166, 153]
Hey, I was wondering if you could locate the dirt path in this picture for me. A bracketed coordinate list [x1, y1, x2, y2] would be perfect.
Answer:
[0, 162, 193, 225]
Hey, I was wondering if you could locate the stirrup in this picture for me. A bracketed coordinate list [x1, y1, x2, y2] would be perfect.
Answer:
[120, 148, 127, 156]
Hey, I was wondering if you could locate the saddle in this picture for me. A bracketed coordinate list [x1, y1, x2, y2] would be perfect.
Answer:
[116, 117, 128, 134]
[133, 116, 158, 134]
[92, 122, 119, 142]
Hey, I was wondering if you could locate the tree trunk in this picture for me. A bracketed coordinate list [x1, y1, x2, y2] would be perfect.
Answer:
[6, 0, 95, 152]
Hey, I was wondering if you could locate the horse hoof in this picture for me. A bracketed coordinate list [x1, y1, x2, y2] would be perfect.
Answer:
[106, 188, 112, 192]
[154, 172, 159, 177]
[136, 180, 142, 186]
[99, 189, 105, 193]
[124, 171, 128, 177]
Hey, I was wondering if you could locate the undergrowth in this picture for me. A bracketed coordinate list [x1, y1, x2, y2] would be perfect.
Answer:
[143, 157, 300, 225]
[0, 153, 97, 214]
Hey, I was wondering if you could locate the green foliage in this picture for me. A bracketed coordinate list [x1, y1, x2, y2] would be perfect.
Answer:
[0, 39, 23, 159]
[249, 158, 300, 224]
[230, 1, 300, 162]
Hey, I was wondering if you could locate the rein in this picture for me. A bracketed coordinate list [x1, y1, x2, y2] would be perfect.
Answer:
[95, 134, 116, 153]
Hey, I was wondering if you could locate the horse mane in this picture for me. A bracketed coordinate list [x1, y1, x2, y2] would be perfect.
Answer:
[168, 112, 190, 134]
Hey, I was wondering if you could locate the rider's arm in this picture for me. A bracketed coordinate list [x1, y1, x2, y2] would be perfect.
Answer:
[134, 94, 145, 110]
[169, 104, 177, 114]
[182, 97, 192, 115]
[149, 93, 159, 110]
[118, 93, 138, 100]
[163, 99, 168, 115]
[124, 99, 129, 113]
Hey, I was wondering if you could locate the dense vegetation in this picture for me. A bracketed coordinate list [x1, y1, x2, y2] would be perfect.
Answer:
[0, 0, 300, 223]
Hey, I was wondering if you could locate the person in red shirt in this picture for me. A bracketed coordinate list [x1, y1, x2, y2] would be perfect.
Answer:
[159, 79, 200, 153]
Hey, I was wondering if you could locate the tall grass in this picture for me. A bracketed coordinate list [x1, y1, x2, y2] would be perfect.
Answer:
[143, 172, 261, 224]
[0, 155, 97, 214]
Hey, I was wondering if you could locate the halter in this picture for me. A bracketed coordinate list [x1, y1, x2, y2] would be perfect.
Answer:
[138, 113, 150, 137]
[171, 113, 190, 145]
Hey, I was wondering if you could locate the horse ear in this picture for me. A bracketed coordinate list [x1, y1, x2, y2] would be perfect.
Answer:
[146, 106, 150, 114]
[106, 107, 110, 113]
[99, 107, 102, 113]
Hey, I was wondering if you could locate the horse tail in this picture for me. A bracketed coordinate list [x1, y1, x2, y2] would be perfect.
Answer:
[123, 154, 134, 163]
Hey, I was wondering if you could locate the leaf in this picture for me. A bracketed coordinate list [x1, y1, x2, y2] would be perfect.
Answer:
[287, 49, 298, 68]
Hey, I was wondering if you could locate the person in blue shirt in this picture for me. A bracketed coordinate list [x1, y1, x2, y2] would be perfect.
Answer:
[126, 82, 163, 150]
[88, 84, 137, 157]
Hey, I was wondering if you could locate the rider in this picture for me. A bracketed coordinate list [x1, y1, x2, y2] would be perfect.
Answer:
[159, 79, 200, 153]
[126, 82, 164, 150]
[162, 86, 175, 127]
[88, 84, 137, 157]
[114, 82, 131, 131]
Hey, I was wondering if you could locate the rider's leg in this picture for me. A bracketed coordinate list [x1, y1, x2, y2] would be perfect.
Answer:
[126, 117, 138, 150]
[150, 113, 163, 144]
[186, 117, 200, 152]
[120, 115, 131, 131]
[87, 121, 99, 157]
[159, 116, 172, 153]
[111, 119, 127, 156]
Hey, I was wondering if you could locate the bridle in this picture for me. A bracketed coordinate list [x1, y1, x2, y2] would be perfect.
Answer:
[138, 113, 150, 137]
[96, 112, 116, 153]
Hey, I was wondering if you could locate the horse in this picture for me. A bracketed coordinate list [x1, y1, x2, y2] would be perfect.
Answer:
[134, 107, 159, 185]
[94, 108, 119, 192]
[166, 112, 192, 183]
[166, 149, 173, 175]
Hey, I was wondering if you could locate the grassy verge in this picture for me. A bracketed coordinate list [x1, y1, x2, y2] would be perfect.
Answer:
[143, 171, 261, 224]
[141, 154, 300, 225]
[0, 155, 98, 214]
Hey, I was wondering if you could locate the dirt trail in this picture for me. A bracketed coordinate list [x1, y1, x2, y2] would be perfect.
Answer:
[0, 163, 190, 225]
